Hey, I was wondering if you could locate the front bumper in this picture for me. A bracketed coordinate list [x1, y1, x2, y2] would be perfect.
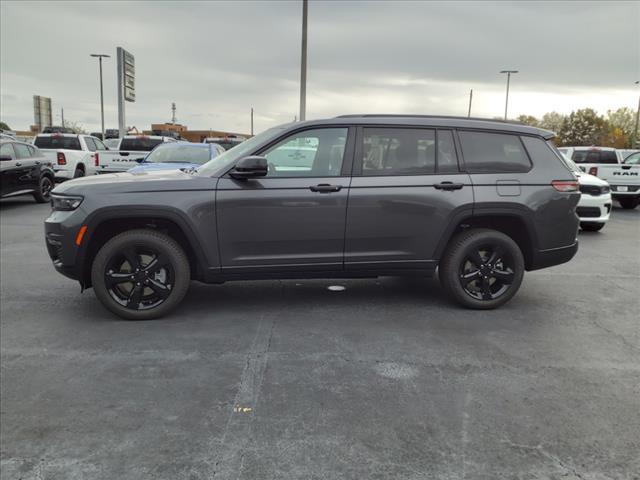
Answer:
[609, 185, 640, 198]
[576, 193, 611, 224]
[44, 210, 84, 281]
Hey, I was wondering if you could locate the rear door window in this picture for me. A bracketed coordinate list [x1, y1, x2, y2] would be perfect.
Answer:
[458, 131, 531, 173]
[13, 143, 32, 159]
[84, 137, 97, 152]
[361, 128, 436, 176]
[34, 136, 81, 150]
[436, 130, 459, 173]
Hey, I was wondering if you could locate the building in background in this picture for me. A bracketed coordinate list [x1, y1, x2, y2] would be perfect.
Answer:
[32, 95, 52, 132]
[144, 123, 249, 143]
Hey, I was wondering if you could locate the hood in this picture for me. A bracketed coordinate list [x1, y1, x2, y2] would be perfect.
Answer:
[51, 169, 215, 195]
[128, 162, 200, 173]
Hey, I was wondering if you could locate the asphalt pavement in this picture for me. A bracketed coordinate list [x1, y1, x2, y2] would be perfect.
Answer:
[1, 197, 639, 480]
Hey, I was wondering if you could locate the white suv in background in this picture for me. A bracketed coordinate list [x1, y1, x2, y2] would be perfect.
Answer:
[563, 156, 612, 232]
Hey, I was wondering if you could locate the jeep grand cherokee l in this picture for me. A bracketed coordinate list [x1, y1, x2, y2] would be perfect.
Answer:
[45, 115, 580, 320]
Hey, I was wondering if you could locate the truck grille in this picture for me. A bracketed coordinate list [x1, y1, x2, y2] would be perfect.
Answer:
[576, 207, 601, 218]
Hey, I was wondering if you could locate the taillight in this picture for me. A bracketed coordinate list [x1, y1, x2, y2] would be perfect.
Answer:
[588, 167, 598, 176]
[57, 152, 66, 165]
[95, 153, 99, 166]
[552, 180, 579, 192]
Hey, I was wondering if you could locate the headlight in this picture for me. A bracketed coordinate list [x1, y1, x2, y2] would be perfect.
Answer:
[601, 186, 610, 194]
[51, 194, 84, 211]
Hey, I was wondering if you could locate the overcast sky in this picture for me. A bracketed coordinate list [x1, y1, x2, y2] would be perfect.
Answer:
[1, 0, 638, 134]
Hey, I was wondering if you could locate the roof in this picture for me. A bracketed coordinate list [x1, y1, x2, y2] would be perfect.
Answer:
[292, 114, 556, 139]
[36, 133, 79, 137]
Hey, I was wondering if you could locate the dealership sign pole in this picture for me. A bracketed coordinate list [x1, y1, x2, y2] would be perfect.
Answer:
[117, 47, 135, 138]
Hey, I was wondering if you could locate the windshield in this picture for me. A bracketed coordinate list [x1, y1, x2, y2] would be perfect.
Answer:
[104, 138, 120, 149]
[145, 144, 211, 165]
[623, 152, 640, 165]
[572, 149, 618, 164]
[197, 127, 284, 176]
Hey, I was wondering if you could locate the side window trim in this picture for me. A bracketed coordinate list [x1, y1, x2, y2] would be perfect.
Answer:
[435, 128, 461, 174]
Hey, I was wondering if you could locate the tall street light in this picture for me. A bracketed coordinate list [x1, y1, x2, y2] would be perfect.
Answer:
[633, 80, 640, 149]
[90, 54, 110, 140]
[500, 70, 518, 120]
[299, 0, 308, 122]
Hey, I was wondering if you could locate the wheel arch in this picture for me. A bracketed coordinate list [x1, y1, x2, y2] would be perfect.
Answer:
[78, 207, 210, 288]
[435, 208, 538, 270]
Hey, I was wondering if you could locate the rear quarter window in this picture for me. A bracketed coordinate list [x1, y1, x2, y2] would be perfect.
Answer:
[458, 131, 531, 173]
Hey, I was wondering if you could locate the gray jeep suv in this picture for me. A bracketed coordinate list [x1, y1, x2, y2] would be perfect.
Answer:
[45, 115, 580, 320]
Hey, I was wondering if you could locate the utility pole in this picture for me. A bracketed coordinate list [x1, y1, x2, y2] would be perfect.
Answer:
[299, 0, 308, 122]
[633, 81, 640, 149]
[500, 70, 518, 120]
[171, 102, 177, 124]
[467, 89, 473, 118]
[250, 107, 254, 136]
[61, 107, 65, 128]
[90, 54, 110, 140]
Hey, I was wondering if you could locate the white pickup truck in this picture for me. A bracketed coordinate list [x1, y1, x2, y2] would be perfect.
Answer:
[95, 135, 177, 174]
[33, 133, 108, 180]
[558, 146, 640, 209]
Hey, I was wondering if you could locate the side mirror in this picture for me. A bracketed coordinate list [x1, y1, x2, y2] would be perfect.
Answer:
[0, 155, 13, 162]
[230, 156, 268, 179]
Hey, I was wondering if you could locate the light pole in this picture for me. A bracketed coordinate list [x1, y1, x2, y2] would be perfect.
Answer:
[299, 0, 308, 122]
[90, 54, 110, 140]
[633, 80, 640, 149]
[500, 70, 518, 120]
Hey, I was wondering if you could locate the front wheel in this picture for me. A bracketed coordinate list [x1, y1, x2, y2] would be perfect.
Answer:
[618, 197, 639, 209]
[91, 229, 191, 320]
[439, 229, 525, 309]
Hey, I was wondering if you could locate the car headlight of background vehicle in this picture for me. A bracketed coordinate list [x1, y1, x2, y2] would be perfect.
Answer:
[601, 185, 611, 194]
[51, 194, 84, 211]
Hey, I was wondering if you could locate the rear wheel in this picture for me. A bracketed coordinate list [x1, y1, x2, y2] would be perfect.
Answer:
[580, 222, 605, 232]
[33, 175, 53, 203]
[91, 229, 190, 320]
[439, 229, 524, 309]
[73, 166, 85, 178]
[618, 197, 639, 209]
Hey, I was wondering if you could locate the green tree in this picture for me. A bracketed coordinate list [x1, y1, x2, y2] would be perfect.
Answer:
[516, 115, 539, 127]
[557, 109, 608, 146]
[606, 107, 635, 145]
[539, 112, 566, 134]
[0, 121, 10, 131]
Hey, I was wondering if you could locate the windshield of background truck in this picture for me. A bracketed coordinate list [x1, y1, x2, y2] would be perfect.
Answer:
[145, 144, 211, 165]
[572, 149, 618, 164]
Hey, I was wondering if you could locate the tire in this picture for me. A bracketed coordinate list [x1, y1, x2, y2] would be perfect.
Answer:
[73, 166, 85, 178]
[33, 175, 53, 203]
[91, 229, 191, 320]
[439, 228, 525, 310]
[618, 197, 638, 209]
[580, 222, 605, 232]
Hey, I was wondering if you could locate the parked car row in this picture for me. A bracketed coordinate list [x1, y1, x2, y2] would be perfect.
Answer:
[0, 137, 54, 203]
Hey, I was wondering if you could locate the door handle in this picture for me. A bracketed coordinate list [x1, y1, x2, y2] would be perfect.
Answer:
[434, 181, 464, 191]
[35, 161, 41, 165]
[310, 184, 342, 193]
[15, 162, 22, 167]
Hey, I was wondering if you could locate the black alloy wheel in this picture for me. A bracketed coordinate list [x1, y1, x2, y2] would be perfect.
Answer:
[105, 246, 174, 310]
[34, 176, 53, 203]
[459, 245, 515, 301]
[91, 229, 190, 320]
[439, 228, 525, 309]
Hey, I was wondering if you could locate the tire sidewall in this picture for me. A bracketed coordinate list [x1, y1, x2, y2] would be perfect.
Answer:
[33, 175, 53, 203]
[440, 229, 525, 310]
[91, 230, 190, 320]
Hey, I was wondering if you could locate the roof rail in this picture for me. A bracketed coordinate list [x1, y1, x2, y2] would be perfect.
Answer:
[334, 114, 523, 125]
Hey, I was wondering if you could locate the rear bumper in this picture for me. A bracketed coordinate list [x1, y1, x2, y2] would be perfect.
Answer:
[528, 241, 578, 271]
